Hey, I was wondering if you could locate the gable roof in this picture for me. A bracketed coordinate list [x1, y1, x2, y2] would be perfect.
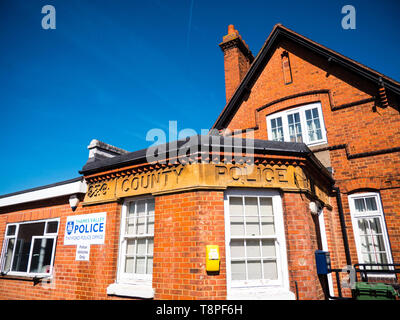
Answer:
[212, 24, 400, 130]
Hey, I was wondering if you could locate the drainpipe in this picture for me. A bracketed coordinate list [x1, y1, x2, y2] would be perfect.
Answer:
[333, 186, 352, 266]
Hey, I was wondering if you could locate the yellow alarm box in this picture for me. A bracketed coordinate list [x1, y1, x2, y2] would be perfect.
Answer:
[206, 245, 220, 272]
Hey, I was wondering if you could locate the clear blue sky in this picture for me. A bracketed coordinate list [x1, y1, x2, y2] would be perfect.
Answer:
[0, 0, 399, 195]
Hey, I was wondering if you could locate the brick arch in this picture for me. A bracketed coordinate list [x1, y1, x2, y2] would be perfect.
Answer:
[340, 178, 382, 194]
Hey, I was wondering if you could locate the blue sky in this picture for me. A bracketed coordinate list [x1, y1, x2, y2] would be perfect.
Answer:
[0, 0, 399, 195]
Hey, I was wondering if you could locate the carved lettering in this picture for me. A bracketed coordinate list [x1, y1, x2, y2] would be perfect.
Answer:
[122, 179, 130, 192]
[215, 165, 227, 177]
[230, 166, 241, 180]
[132, 176, 139, 190]
[85, 164, 309, 206]
[276, 168, 288, 183]
[263, 168, 275, 182]
[87, 182, 109, 198]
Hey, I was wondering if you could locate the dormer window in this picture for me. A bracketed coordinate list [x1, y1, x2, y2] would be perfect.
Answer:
[266, 102, 327, 146]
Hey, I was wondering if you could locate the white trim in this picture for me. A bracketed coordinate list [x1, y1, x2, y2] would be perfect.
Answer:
[317, 209, 334, 297]
[110, 196, 154, 298]
[1, 218, 60, 278]
[224, 188, 294, 300]
[266, 102, 327, 147]
[0, 180, 87, 208]
[106, 283, 154, 299]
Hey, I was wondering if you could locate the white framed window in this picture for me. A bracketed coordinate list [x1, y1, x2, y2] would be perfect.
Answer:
[224, 189, 293, 300]
[266, 102, 327, 146]
[107, 196, 155, 299]
[348, 192, 393, 270]
[0, 219, 59, 277]
[118, 197, 154, 283]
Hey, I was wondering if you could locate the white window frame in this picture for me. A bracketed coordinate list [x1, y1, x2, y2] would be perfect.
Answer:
[116, 196, 155, 284]
[266, 102, 327, 146]
[0, 218, 59, 278]
[348, 192, 394, 273]
[224, 188, 293, 300]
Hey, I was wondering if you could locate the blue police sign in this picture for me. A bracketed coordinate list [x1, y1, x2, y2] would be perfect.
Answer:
[64, 212, 107, 245]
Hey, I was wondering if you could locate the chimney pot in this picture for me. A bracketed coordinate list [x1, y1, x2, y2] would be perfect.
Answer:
[228, 24, 236, 34]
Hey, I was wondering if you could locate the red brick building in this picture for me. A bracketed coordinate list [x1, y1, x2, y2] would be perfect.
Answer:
[0, 24, 399, 300]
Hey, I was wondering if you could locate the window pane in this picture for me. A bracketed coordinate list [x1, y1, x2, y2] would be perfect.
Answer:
[126, 203, 136, 235]
[136, 239, 146, 255]
[365, 197, 377, 211]
[261, 216, 275, 235]
[137, 200, 146, 216]
[2, 238, 15, 272]
[231, 261, 246, 280]
[147, 201, 155, 234]
[146, 257, 153, 275]
[260, 198, 274, 235]
[46, 221, 59, 234]
[288, 112, 303, 142]
[147, 215, 154, 234]
[136, 216, 146, 235]
[370, 218, 382, 234]
[259, 198, 273, 215]
[246, 240, 261, 258]
[270, 117, 284, 142]
[263, 260, 278, 280]
[230, 217, 244, 236]
[229, 197, 243, 216]
[126, 239, 136, 255]
[6, 225, 16, 236]
[147, 239, 154, 255]
[354, 199, 366, 213]
[29, 238, 54, 274]
[12, 222, 45, 272]
[135, 257, 146, 274]
[230, 197, 244, 236]
[230, 240, 245, 258]
[262, 240, 276, 257]
[358, 219, 369, 235]
[305, 108, 323, 142]
[245, 197, 260, 236]
[247, 260, 262, 280]
[245, 197, 258, 216]
[125, 257, 134, 273]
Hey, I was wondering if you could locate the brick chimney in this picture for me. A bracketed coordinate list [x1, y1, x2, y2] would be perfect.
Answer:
[219, 25, 254, 103]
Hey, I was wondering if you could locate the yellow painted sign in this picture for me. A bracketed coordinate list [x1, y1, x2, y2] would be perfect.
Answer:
[83, 163, 327, 205]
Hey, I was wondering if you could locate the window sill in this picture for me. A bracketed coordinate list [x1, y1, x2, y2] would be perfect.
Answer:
[107, 283, 154, 299]
[227, 286, 295, 300]
[0, 273, 52, 283]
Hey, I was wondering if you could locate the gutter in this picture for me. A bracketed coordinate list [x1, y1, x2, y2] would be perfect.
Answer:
[333, 186, 352, 266]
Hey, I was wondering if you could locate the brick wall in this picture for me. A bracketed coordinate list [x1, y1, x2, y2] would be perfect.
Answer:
[153, 190, 227, 300]
[0, 187, 331, 300]
[0, 197, 124, 300]
[221, 36, 400, 271]
[282, 192, 325, 300]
